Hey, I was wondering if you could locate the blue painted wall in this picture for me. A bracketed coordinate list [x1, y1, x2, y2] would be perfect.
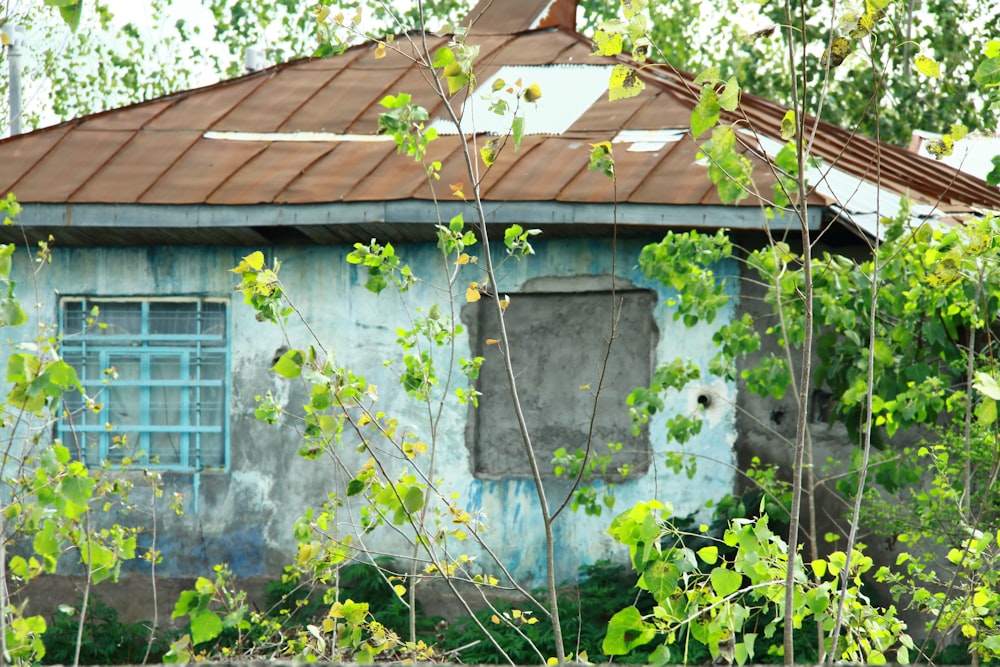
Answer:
[10, 235, 738, 588]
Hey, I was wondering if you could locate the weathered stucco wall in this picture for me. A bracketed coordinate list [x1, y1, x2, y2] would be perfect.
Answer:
[11, 235, 738, 611]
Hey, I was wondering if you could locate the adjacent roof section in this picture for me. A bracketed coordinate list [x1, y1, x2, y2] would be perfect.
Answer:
[0, 0, 997, 246]
[910, 131, 1000, 182]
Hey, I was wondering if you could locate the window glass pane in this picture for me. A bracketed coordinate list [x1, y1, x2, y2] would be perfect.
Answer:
[108, 384, 141, 427]
[149, 302, 197, 335]
[62, 301, 87, 336]
[198, 354, 225, 380]
[63, 351, 103, 381]
[106, 431, 141, 463]
[94, 302, 142, 336]
[198, 432, 225, 468]
[150, 387, 182, 425]
[150, 355, 182, 381]
[150, 432, 184, 465]
[200, 303, 226, 338]
[199, 387, 223, 426]
[79, 438, 104, 467]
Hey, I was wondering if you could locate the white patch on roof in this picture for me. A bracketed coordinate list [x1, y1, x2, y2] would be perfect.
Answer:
[911, 130, 1000, 182]
[613, 129, 686, 152]
[528, 0, 560, 28]
[431, 65, 614, 136]
[203, 131, 394, 142]
[747, 132, 957, 238]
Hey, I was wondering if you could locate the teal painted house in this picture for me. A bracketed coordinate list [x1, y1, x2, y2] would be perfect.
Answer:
[0, 0, 996, 621]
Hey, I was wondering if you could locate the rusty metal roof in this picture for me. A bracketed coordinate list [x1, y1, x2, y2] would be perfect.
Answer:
[0, 0, 996, 246]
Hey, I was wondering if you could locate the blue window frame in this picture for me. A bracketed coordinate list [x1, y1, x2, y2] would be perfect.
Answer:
[57, 297, 229, 471]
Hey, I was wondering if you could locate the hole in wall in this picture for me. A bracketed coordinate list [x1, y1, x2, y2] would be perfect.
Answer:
[771, 409, 784, 425]
[697, 393, 712, 409]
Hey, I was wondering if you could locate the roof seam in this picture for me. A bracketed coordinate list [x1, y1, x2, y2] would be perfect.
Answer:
[136, 76, 271, 203]
[66, 128, 141, 202]
[6, 123, 77, 196]
[273, 143, 340, 202]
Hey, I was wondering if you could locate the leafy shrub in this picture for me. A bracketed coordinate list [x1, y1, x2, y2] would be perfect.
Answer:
[41, 594, 166, 665]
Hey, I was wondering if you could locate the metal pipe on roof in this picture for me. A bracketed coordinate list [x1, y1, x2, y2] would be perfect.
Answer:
[2, 23, 26, 137]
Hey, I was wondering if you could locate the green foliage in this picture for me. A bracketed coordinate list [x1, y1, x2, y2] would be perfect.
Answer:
[347, 239, 416, 295]
[442, 560, 658, 664]
[604, 502, 913, 664]
[0, 195, 151, 665]
[41, 595, 166, 665]
[377, 93, 441, 178]
[230, 250, 292, 323]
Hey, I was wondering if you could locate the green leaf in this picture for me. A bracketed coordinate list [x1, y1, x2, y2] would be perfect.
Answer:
[780, 110, 796, 140]
[272, 348, 305, 379]
[512, 115, 524, 152]
[974, 55, 1000, 87]
[402, 485, 424, 513]
[346, 479, 365, 496]
[33, 521, 61, 572]
[44, 0, 82, 31]
[431, 46, 455, 69]
[609, 64, 645, 101]
[58, 475, 95, 518]
[591, 29, 624, 56]
[710, 566, 742, 597]
[718, 77, 740, 111]
[189, 608, 224, 645]
[603, 606, 656, 655]
[987, 155, 1000, 187]
[974, 372, 1000, 400]
[693, 66, 720, 85]
[642, 559, 680, 601]
[691, 86, 721, 138]
[913, 54, 940, 78]
[697, 545, 719, 564]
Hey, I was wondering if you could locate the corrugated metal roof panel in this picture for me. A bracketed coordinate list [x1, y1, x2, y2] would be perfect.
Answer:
[212, 69, 343, 132]
[72, 130, 202, 203]
[486, 138, 590, 200]
[0, 125, 71, 194]
[433, 65, 614, 136]
[82, 100, 172, 130]
[15, 130, 134, 202]
[207, 141, 338, 205]
[148, 77, 267, 131]
[139, 139, 269, 203]
[277, 140, 398, 203]
[0, 3, 994, 244]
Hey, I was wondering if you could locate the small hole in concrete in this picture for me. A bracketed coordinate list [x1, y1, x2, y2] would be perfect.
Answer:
[697, 394, 712, 408]
[771, 409, 784, 425]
